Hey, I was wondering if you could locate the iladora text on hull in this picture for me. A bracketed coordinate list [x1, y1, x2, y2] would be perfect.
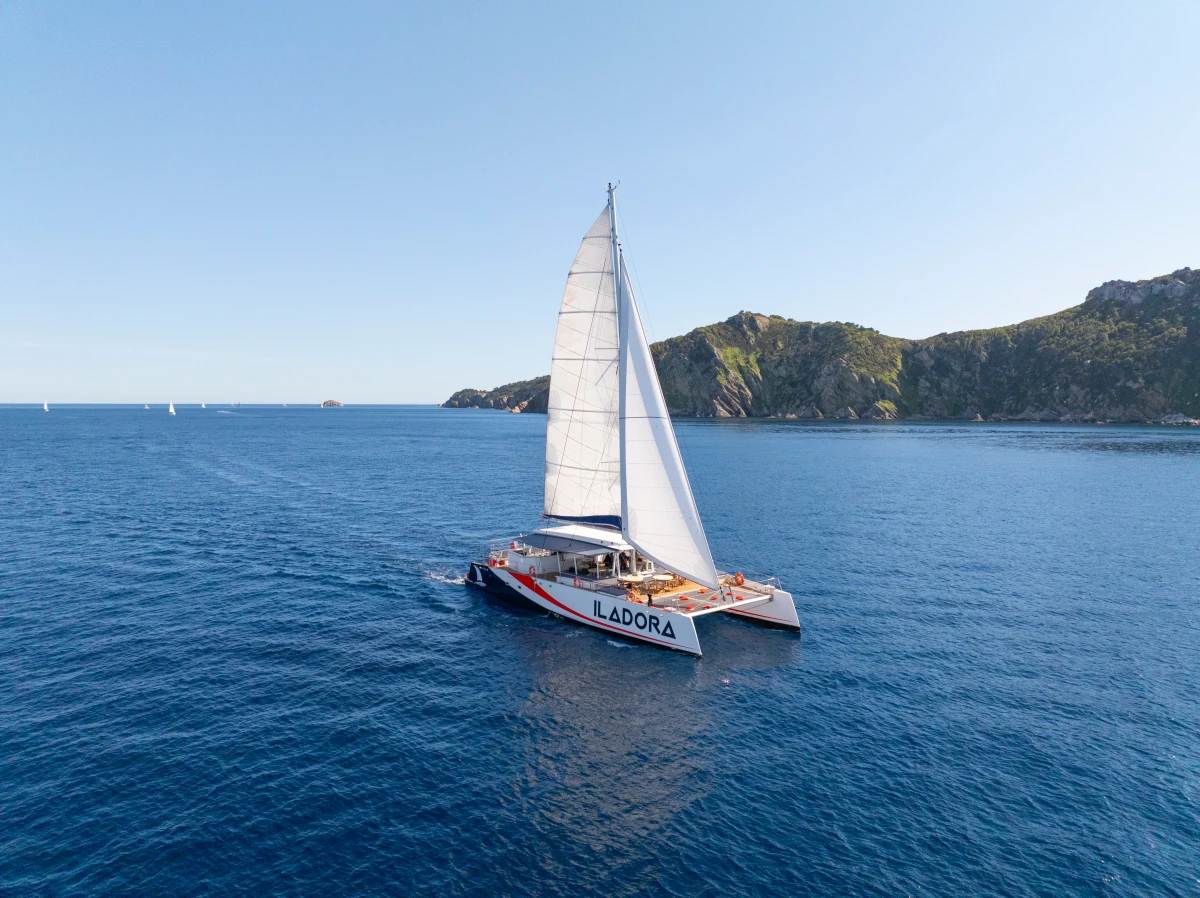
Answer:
[467, 185, 799, 656]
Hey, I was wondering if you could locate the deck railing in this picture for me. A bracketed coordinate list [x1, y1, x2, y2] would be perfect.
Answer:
[477, 535, 528, 567]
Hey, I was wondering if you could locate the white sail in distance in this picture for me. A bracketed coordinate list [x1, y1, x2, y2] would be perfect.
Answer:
[543, 207, 622, 529]
[617, 254, 720, 589]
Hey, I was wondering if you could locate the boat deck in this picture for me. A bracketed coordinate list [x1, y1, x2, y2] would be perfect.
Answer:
[492, 537, 781, 621]
[623, 579, 774, 618]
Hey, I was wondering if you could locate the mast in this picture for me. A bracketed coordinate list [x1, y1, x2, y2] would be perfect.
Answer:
[607, 182, 620, 334]
[610, 183, 627, 528]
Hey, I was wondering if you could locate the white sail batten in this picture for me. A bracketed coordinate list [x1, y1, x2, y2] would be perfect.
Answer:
[617, 256, 720, 589]
[543, 208, 622, 529]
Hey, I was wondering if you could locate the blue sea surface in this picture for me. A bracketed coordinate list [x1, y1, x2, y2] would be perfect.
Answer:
[2, 406, 1198, 896]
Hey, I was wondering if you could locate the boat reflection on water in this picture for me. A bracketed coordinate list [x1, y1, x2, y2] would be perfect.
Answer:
[486, 609, 800, 889]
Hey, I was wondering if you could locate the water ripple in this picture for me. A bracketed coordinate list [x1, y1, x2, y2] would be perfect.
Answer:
[1, 408, 1197, 896]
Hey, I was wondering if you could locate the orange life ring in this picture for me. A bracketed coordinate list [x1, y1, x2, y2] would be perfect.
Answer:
[528, 565, 536, 577]
[734, 572, 745, 586]
[573, 577, 582, 588]
[625, 589, 634, 601]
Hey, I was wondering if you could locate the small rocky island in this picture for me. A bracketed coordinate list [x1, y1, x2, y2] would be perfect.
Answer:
[443, 267, 1200, 424]
[321, 400, 343, 407]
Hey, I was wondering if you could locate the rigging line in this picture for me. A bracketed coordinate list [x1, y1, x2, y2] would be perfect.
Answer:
[615, 204, 658, 347]
[616, 245, 710, 552]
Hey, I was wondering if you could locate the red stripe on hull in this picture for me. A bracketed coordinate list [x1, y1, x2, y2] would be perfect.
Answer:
[508, 572, 688, 650]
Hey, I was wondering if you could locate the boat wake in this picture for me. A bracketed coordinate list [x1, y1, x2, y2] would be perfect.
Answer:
[427, 571, 466, 585]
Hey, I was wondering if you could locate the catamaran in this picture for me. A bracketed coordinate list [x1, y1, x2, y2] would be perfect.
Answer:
[168, 403, 176, 416]
[467, 185, 799, 656]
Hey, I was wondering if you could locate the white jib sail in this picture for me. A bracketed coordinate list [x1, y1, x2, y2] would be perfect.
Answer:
[543, 208, 622, 529]
[617, 256, 720, 589]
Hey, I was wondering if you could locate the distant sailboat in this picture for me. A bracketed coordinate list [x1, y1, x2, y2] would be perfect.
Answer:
[168, 403, 176, 416]
[144, 403, 149, 410]
[43, 402, 49, 412]
[201, 403, 206, 408]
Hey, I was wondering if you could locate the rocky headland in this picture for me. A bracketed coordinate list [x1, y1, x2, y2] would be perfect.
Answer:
[443, 267, 1200, 424]
[442, 376, 550, 413]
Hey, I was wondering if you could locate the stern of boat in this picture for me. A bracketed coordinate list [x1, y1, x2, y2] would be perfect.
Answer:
[721, 586, 801, 631]
[467, 555, 541, 611]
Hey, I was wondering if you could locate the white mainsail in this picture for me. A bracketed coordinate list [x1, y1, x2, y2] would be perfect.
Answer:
[543, 189, 719, 589]
[617, 255, 719, 589]
[169, 403, 176, 415]
[543, 208, 622, 528]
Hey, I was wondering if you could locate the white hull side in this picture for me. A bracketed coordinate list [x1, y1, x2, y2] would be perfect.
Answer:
[722, 587, 800, 630]
[494, 568, 702, 655]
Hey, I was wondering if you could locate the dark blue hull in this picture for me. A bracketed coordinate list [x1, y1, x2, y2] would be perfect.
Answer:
[467, 562, 541, 611]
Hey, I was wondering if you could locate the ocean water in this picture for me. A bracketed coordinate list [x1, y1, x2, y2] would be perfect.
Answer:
[2, 406, 1198, 897]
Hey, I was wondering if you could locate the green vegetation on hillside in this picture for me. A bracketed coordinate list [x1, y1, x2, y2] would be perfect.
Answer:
[652, 312, 907, 417]
[441, 375, 550, 412]
[443, 267, 1199, 423]
[901, 271, 1200, 420]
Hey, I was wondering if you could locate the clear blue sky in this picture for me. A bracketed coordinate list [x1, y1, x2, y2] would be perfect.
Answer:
[3, 1, 1198, 403]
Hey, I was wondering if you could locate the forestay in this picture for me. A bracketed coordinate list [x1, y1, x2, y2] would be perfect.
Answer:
[617, 257, 720, 589]
[543, 208, 622, 529]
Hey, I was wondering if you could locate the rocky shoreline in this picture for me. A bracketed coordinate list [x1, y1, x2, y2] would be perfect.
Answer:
[441, 376, 549, 413]
[443, 267, 1200, 424]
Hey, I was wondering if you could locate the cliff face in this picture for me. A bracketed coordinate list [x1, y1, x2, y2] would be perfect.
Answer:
[652, 312, 906, 419]
[899, 268, 1200, 421]
[443, 267, 1200, 423]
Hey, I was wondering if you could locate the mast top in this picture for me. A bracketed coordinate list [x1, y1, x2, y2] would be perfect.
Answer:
[607, 183, 619, 244]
